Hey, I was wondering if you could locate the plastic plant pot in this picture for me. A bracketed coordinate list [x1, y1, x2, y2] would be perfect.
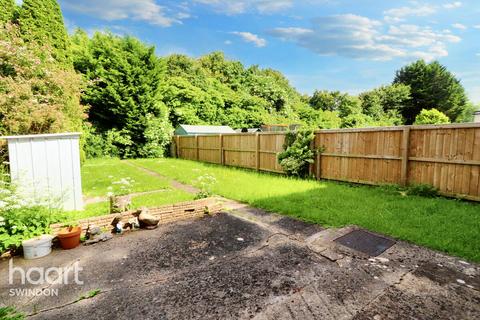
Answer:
[22, 234, 55, 259]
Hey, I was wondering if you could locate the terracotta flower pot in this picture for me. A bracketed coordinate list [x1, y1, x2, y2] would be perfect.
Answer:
[57, 226, 82, 250]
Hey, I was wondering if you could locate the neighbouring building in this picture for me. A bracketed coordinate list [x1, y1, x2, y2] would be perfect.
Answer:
[174, 124, 236, 136]
[474, 111, 480, 123]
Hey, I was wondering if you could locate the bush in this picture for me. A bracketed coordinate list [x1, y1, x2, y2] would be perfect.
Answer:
[0, 173, 65, 253]
[414, 108, 450, 125]
[277, 130, 315, 177]
[0, 23, 84, 136]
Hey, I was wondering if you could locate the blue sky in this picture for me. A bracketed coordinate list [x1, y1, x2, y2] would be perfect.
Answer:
[58, 0, 479, 103]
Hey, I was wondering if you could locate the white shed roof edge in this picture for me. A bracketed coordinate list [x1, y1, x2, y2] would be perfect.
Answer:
[1, 132, 82, 140]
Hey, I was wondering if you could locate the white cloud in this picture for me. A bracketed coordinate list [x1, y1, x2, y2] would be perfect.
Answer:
[384, 4, 436, 22]
[62, 0, 185, 27]
[269, 14, 461, 61]
[231, 31, 267, 47]
[194, 0, 293, 15]
[476, 53, 480, 57]
[443, 1, 462, 9]
[384, 2, 464, 22]
[224, 40, 232, 45]
[474, 25, 480, 29]
[452, 23, 467, 30]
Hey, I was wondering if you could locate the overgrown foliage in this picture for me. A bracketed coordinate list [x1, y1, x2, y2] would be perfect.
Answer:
[18, 0, 69, 63]
[278, 130, 316, 177]
[0, 170, 65, 253]
[71, 30, 171, 158]
[0, 23, 84, 135]
[394, 60, 468, 124]
[0, 0, 16, 25]
[414, 108, 450, 125]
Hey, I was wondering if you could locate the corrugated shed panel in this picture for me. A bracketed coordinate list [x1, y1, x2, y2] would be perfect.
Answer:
[4, 133, 83, 211]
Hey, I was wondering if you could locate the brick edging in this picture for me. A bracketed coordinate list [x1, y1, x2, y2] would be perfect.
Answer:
[50, 197, 223, 234]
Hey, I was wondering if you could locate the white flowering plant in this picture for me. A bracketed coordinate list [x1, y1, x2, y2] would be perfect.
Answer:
[106, 177, 135, 197]
[0, 172, 64, 253]
[193, 174, 217, 200]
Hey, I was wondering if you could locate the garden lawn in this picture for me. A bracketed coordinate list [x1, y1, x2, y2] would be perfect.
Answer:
[81, 158, 171, 197]
[132, 158, 480, 262]
[63, 159, 195, 221]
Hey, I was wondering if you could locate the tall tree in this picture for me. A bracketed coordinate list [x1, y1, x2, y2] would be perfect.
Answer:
[71, 30, 167, 158]
[0, 0, 15, 24]
[393, 60, 468, 123]
[18, 0, 69, 62]
[0, 24, 84, 135]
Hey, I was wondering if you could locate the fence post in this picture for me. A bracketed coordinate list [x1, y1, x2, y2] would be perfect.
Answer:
[255, 133, 260, 171]
[309, 135, 315, 176]
[175, 135, 180, 158]
[219, 134, 223, 165]
[400, 126, 411, 186]
[316, 133, 321, 180]
[195, 135, 199, 161]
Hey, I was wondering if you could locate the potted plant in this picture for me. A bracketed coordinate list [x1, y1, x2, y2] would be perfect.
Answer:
[57, 224, 82, 250]
[107, 177, 135, 213]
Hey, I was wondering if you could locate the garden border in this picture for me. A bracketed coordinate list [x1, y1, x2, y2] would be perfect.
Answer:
[50, 197, 223, 234]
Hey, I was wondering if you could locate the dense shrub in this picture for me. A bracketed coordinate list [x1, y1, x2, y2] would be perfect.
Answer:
[414, 108, 450, 125]
[0, 23, 84, 135]
[278, 130, 316, 177]
[0, 174, 65, 253]
[71, 30, 170, 158]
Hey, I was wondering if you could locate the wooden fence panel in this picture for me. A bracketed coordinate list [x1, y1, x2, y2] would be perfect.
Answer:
[198, 135, 221, 164]
[259, 133, 285, 173]
[315, 129, 404, 185]
[175, 123, 480, 201]
[178, 136, 196, 160]
[408, 126, 480, 200]
[223, 134, 257, 169]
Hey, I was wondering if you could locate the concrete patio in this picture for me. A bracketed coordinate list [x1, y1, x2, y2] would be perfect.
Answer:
[1, 200, 479, 319]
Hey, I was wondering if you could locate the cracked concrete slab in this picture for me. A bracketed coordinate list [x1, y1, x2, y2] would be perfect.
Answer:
[0, 202, 479, 320]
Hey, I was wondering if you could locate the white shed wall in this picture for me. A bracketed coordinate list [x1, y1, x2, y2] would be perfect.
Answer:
[5, 133, 83, 211]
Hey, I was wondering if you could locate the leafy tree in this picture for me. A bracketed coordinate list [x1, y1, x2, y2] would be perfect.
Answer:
[0, 24, 84, 135]
[393, 60, 468, 123]
[18, 0, 69, 63]
[414, 108, 450, 125]
[71, 30, 168, 158]
[0, 0, 15, 24]
[360, 84, 410, 121]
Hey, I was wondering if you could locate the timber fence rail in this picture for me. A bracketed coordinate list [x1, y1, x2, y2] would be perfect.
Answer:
[174, 123, 480, 201]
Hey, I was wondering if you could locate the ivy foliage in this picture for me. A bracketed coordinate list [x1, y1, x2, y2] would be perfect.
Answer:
[278, 130, 316, 177]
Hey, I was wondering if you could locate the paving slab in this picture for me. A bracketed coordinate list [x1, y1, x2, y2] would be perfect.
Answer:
[0, 202, 479, 320]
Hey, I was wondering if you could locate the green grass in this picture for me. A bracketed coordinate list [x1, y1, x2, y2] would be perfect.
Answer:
[81, 158, 171, 197]
[132, 158, 480, 262]
[61, 158, 195, 222]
